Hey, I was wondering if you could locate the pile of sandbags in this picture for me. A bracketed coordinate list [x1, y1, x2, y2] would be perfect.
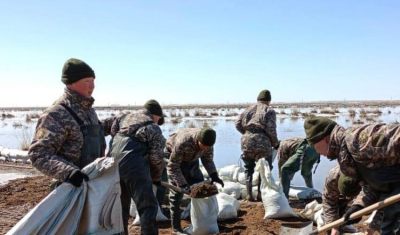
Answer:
[0, 146, 30, 163]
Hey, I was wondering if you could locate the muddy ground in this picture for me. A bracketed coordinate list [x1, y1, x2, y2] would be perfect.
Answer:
[0, 162, 373, 235]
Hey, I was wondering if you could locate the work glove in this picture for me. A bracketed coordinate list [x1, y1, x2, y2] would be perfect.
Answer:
[180, 184, 191, 194]
[67, 169, 89, 187]
[343, 205, 363, 225]
[153, 181, 161, 186]
[210, 172, 224, 188]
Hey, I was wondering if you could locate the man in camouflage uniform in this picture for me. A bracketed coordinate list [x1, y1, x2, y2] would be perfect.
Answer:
[304, 117, 400, 235]
[29, 58, 104, 188]
[105, 100, 165, 235]
[277, 137, 320, 200]
[235, 89, 280, 201]
[323, 164, 383, 235]
[165, 127, 224, 235]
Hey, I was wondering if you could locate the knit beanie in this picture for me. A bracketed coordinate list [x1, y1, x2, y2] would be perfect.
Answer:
[257, 90, 271, 102]
[338, 173, 361, 197]
[144, 99, 163, 117]
[304, 117, 337, 145]
[197, 128, 216, 146]
[61, 58, 95, 84]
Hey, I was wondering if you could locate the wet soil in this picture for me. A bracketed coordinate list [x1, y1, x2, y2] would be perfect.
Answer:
[190, 182, 219, 198]
[0, 162, 372, 235]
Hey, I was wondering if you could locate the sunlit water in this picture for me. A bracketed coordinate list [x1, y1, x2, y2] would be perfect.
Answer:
[1, 106, 400, 192]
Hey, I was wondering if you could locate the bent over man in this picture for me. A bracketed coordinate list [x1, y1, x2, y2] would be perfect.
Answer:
[165, 127, 224, 235]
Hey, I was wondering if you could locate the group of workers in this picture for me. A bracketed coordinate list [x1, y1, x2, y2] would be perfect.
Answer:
[27, 58, 400, 235]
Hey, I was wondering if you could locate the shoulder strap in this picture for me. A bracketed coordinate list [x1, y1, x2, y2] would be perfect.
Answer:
[60, 103, 87, 134]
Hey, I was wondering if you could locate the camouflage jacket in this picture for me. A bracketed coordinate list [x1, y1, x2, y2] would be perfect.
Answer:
[107, 109, 166, 181]
[323, 164, 382, 229]
[277, 137, 304, 175]
[328, 124, 400, 179]
[235, 102, 279, 159]
[28, 88, 104, 182]
[165, 128, 217, 186]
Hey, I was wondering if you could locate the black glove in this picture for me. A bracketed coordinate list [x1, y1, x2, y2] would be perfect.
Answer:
[153, 181, 161, 186]
[210, 172, 224, 188]
[343, 205, 363, 225]
[67, 169, 89, 187]
[180, 184, 191, 194]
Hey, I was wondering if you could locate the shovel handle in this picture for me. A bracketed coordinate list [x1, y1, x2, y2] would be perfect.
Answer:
[309, 193, 400, 235]
[160, 181, 189, 195]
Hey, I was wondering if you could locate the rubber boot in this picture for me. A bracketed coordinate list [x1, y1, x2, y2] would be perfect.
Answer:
[256, 175, 262, 201]
[245, 174, 255, 202]
[304, 175, 314, 189]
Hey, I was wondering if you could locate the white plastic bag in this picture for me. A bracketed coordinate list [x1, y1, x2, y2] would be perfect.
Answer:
[256, 158, 297, 219]
[299, 200, 325, 229]
[132, 185, 168, 225]
[216, 181, 242, 199]
[218, 165, 242, 182]
[289, 186, 322, 200]
[185, 196, 219, 235]
[216, 193, 239, 221]
[7, 157, 124, 235]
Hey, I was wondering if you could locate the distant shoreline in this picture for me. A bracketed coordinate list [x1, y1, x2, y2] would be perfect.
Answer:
[1, 100, 400, 111]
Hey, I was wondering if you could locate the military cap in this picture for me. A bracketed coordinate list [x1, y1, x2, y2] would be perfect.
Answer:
[61, 58, 95, 84]
[197, 128, 216, 146]
[338, 173, 361, 197]
[144, 99, 163, 117]
[304, 117, 337, 145]
[257, 90, 271, 102]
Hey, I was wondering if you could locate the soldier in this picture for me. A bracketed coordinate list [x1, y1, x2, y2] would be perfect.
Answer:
[29, 58, 104, 188]
[304, 117, 400, 235]
[235, 89, 280, 201]
[277, 137, 320, 200]
[106, 100, 166, 235]
[165, 127, 224, 235]
[323, 164, 383, 235]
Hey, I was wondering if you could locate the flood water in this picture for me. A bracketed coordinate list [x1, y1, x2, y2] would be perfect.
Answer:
[1, 105, 400, 192]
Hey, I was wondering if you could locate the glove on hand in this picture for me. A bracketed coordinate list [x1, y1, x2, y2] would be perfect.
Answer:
[153, 181, 161, 186]
[344, 205, 363, 225]
[210, 172, 224, 188]
[180, 184, 191, 194]
[67, 169, 89, 187]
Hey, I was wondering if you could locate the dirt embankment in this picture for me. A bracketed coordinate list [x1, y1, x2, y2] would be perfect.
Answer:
[0, 162, 372, 235]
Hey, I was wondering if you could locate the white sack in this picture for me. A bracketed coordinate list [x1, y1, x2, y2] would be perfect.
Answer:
[216, 181, 242, 199]
[181, 203, 191, 220]
[256, 158, 297, 219]
[218, 165, 242, 182]
[289, 186, 322, 200]
[216, 193, 239, 221]
[237, 171, 260, 186]
[239, 185, 260, 200]
[299, 200, 325, 229]
[185, 196, 219, 235]
[7, 157, 124, 235]
[132, 185, 168, 225]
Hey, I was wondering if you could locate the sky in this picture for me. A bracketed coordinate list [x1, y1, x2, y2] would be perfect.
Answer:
[0, 1, 399, 107]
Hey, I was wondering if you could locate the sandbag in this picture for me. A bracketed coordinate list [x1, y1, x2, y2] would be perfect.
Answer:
[299, 200, 325, 229]
[181, 203, 191, 220]
[237, 170, 260, 186]
[7, 157, 124, 235]
[216, 193, 239, 221]
[216, 181, 242, 199]
[184, 196, 219, 235]
[289, 186, 322, 200]
[218, 165, 242, 182]
[239, 185, 259, 200]
[256, 158, 297, 219]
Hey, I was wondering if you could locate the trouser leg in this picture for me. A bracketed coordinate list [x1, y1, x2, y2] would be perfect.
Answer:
[303, 174, 314, 188]
[380, 185, 400, 235]
[120, 180, 131, 235]
[242, 156, 256, 201]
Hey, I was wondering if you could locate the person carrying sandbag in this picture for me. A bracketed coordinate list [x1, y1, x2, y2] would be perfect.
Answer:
[165, 127, 224, 235]
[304, 117, 400, 235]
[235, 89, 280, 201]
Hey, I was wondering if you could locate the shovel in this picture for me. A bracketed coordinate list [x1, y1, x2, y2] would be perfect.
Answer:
[160, 181, 219, 198]
[308, 193, 400, 235]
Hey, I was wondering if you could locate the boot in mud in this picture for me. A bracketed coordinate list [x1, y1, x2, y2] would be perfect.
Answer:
[256, 176, 262, 201]
[245, 173, 255, 202]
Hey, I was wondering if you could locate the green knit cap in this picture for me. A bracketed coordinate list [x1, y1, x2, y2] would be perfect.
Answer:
[197, 128, 216, 146]
[257, 90, 271, 101]
[61, 58, 95, 84]
[144, 99, 163, 117]
[338, 173, 361, 197]
[304, 117, 337, 145]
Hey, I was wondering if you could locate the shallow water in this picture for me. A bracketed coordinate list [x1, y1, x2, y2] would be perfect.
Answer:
[1, 106, 400, 192]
